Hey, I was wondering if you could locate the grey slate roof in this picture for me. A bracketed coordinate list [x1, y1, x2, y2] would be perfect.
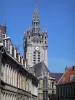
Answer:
[50, 73, 63, 83]
[33, 62, 63, 83]
[33, 62, 50, 77]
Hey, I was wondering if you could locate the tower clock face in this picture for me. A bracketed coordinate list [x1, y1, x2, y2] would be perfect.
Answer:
[35, 46, 39, 51]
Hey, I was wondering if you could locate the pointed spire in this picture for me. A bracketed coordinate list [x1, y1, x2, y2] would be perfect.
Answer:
[33, 9, 39, 19]
[32, 0, 40, 34]
[33, 0, 39, 19]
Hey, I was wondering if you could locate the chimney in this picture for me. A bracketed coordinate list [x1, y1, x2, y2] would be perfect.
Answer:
[72, 66, 75, 70]
[0, 26, 6, 34]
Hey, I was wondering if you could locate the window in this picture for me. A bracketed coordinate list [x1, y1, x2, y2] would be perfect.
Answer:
[36, 22, 38, 25]
[70, 75, 74, 81]
[38, 60, 40, 62]
[52, 91, 54, 94]
[33, 28, 35, 33]
[33, 51, 36, 58]
[38, 52, 40, 58]
[34, 22, 35, 24]
[29, 36, 30, 38]
[33, 59, 36, 61]
[45, 36, 46, 39]
[38, 52, 40, 54]
[34, 51, 36, 54]
[38, 55, 40, 57]
[43, 77, 48, 89]
[33, 58, 36, 63]
[33, 54, 36, 57]
[52, 82, 54, 88]
[45, 41, 46, 44]
[33, 62, 36, 64]
[61, 78, 65, 82]
[33, 51, 36, 64]
[43, 91, 48, 100]
[38, 57, 40, 59]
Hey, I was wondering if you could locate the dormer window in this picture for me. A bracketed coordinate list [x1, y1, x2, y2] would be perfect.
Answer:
[61, 78, 65, 82]
[70, 75, 74, 81]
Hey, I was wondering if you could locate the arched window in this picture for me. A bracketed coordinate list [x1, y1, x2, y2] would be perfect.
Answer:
[45, 41, 46, 44]
[29, 36, 30, 39]
[34, 51, 36, 54]
[43, 77, 48, 89]
[43, 77, 48, 100]
[45, 36, 46, 39]
[52, 82, 54, 88]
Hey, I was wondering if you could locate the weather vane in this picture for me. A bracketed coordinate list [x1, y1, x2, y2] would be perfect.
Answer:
[5, 21, 7, 26]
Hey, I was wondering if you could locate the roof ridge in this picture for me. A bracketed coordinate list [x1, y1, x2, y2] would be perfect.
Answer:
[50, 72, 63, 74]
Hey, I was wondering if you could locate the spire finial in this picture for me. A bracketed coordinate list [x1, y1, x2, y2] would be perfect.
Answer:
[35, 0, 38, 10]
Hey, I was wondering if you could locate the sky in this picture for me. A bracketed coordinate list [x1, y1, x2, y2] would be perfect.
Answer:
[0, 0, 75, 73]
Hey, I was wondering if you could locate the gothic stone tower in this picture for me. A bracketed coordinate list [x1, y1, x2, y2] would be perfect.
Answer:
[24, 9, 48, 67]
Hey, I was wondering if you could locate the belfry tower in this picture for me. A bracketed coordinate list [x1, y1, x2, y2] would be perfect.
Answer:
[23, 5, 48, 67]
